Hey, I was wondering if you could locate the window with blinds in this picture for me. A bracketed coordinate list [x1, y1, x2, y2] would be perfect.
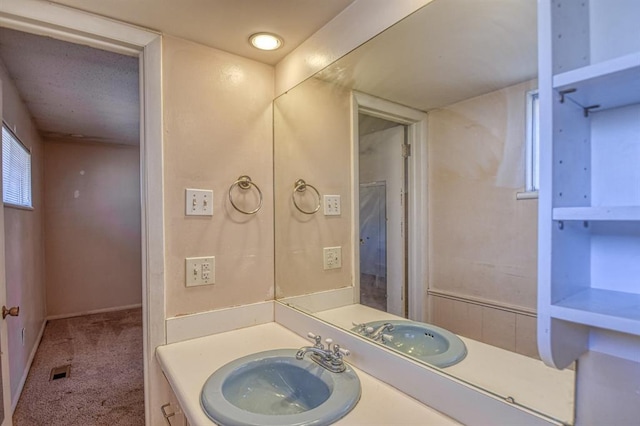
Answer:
[2, 124, 32, 208]
[525, 90, 540, 193]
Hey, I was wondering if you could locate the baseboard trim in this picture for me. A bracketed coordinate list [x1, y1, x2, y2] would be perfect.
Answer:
[46, 303, 143, 321]
[12, 319, 47, 411]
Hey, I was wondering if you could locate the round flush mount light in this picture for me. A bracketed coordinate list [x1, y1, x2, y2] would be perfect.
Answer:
[249, 33, 283, 51]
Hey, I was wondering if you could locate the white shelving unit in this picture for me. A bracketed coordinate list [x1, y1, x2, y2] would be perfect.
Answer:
[553, 206, 640, 221]
[538, 0, 640, 369]
[553, 52, 640, 111]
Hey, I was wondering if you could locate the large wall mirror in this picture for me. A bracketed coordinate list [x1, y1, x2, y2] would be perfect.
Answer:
[274, 0, 574, 423]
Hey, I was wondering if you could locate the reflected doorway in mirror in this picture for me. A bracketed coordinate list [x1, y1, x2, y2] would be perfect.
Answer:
[353, 92, 428, 322]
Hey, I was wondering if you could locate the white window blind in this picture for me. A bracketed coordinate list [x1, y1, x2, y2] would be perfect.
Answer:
[2, 124, 32, 208]
[525, 90, 540, 192]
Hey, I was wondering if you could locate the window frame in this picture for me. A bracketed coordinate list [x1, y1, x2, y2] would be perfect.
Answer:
[518, 89, 539, 200]
[2, 123, 33, 210]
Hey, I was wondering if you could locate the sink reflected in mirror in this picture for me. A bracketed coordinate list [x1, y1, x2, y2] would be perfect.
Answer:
[201, 349, 361, 426]
[353, 320, 467, 368]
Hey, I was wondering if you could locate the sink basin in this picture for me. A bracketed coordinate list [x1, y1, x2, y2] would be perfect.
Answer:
[353, 320, 467, 368]
[200, 349, 361, 426]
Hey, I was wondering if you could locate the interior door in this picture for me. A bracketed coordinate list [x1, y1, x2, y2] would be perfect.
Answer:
[0, 76, 13, 425]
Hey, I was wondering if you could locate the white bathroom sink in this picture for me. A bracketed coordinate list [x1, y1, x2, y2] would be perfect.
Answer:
[200, 348, 361, 426]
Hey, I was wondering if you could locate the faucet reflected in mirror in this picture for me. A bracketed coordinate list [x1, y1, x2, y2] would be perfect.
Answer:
[274, 0, 575, 424]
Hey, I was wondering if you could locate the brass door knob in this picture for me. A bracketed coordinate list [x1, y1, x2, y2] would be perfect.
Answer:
[2, 306, 19, 319]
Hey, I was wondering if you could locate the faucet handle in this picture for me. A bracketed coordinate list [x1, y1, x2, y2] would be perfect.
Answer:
[381, 334, 394, 343]
[306, 332, 323, 348]
[333, 344, 350, 357]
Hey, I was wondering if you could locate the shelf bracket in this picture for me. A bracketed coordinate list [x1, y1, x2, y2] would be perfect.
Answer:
[583, 105, 601, 117]
[558, 220, 564, 230]
[558, 88, 577, 103]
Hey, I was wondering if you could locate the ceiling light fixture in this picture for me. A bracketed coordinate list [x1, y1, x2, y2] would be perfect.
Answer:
[249, 33, 283, 51]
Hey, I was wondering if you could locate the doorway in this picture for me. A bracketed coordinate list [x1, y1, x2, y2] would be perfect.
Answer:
[359, 181, 388, 311]
[352, 92, 428, 322]
[358, 118, 407, 317]
[0, 27, 144, 424]
[0, 3, 164, 423]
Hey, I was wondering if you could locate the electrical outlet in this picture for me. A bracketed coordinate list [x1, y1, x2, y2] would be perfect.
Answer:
[323, 246, 342, 270]
[323, 195, 341, 216]
[185, 256, 215, 286]
[185, 189, 213, 216]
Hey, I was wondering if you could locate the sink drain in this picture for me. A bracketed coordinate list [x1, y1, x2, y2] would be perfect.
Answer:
[49, 365, 71, 381]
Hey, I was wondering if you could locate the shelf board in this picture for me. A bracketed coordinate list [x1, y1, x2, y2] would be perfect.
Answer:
[553, 206, 640, 221]
[553, 52, 640, 111]
[550, 289, 640, 336]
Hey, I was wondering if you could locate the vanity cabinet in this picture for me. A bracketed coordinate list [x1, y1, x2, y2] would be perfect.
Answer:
[537, 0, 640, 369]
[161, 376, 188, 426]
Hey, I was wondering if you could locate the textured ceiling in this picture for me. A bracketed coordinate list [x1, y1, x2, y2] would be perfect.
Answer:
[0, 28, 140, 146]
[49, 0, 355, 65]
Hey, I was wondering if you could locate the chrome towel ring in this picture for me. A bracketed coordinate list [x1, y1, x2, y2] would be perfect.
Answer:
[229, 175, 263, 215]
[292, 179, 321, 215]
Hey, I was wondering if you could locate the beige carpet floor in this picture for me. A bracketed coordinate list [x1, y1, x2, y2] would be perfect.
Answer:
[13, 308, 144, 425]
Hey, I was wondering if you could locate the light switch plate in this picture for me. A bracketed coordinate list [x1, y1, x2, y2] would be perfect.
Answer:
[323, 195, 341, 216]
[186, 256, 215, 286]
[186, 189, 213, 216]
[323, 246, 342, 270]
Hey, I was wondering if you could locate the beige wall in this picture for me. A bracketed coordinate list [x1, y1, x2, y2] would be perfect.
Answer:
[0, 61, 47, 403]
[162, 36, 275, 317]
[274, 78, 352, 298]
[428, 80, 539, 355]
[43, 140, 141, 317]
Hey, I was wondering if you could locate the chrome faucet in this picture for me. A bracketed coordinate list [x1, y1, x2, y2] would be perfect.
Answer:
[353, 321, 395, 342]
[369, 323, 395, 341]
[296, 333, 350, 373]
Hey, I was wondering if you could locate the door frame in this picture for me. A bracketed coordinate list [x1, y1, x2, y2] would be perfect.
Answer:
[0, 63, 9, 425]
[351, 91, 428, 322]
[0, 1, 165, 424]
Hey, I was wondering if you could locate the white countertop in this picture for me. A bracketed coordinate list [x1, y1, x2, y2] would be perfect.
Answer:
[156, 322, 461, 426]
[314, 304, 574, 423]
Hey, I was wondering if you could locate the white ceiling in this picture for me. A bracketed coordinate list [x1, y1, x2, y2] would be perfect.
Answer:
[49, 0, 355, 65]
[0, 0, 355, 146]
[316, 0, 538, 112]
